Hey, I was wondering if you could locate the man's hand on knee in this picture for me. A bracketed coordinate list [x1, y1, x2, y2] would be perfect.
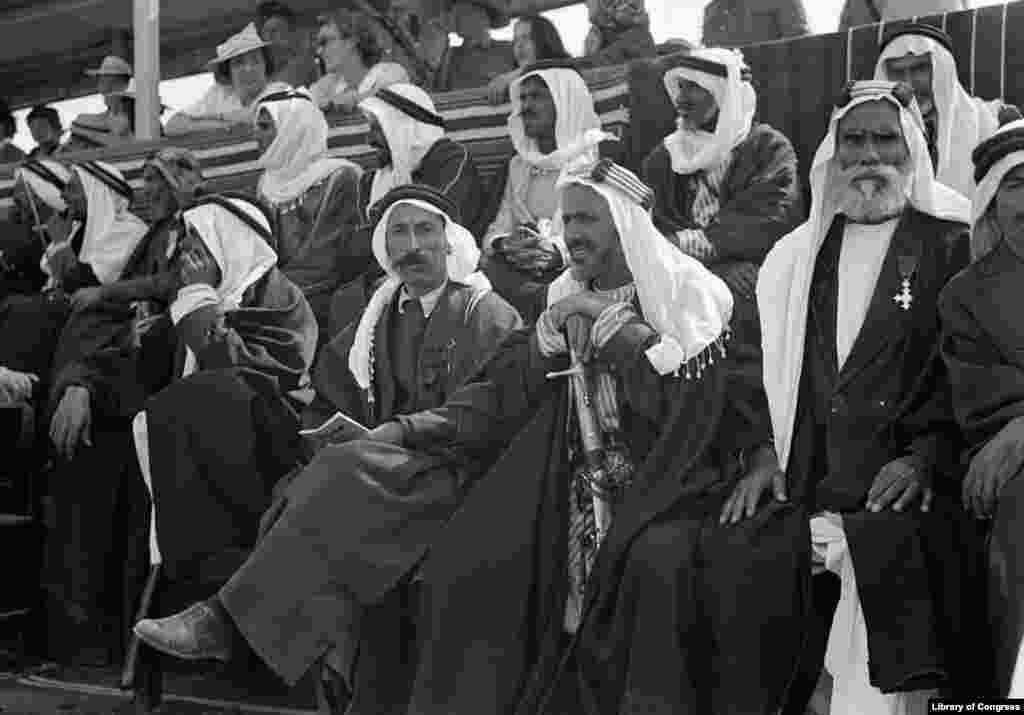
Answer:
[866, 454, 933, 513]
[49, 385, 93, 460]
[963, 416, 1024, 518]
[720, 445, 786, 525]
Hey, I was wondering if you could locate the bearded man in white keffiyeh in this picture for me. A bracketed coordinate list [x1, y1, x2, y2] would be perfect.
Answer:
[751, 80, 986, 714]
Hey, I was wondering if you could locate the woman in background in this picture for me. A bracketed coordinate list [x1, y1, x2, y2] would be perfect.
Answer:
[309, 10, 409, 113]
[486, 14, 570, 104]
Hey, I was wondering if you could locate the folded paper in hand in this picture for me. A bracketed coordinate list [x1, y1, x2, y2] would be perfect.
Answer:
[299, 411, 370, 442]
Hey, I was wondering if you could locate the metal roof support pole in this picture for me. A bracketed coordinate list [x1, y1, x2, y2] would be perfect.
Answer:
[133, 0, 160, 141]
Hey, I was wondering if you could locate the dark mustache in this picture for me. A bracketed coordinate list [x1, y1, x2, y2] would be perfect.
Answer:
[394, 252, 429, 269]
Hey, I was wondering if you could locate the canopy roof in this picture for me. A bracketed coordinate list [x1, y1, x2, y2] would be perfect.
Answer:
[0, 0, 576, 109]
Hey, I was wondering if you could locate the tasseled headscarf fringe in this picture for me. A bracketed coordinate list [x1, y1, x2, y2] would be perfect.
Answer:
[679, 326, 731, 381]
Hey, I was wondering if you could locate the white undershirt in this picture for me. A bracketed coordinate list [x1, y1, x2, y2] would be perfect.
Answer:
[836, 218, 898, 370]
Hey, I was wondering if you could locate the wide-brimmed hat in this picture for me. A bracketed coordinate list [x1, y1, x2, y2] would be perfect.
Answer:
[208, 23, 272, 67]
[86, 55, 133, 77]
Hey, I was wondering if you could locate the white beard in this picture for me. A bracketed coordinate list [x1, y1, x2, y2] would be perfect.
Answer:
[834, 162, 912, 224]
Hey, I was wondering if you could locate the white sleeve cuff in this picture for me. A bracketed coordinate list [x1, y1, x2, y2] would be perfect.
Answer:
[535, 310, 568, 357]
[644, 335, 687, 376]
[170, 284, 220, 325]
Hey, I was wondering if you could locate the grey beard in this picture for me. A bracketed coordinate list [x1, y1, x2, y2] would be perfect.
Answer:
[835, 163, 911, 225]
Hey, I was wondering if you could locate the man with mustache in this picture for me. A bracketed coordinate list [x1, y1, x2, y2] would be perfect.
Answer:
[482, 60, 615, 321]
[134, 184, 521, 713]
[940, 119, 1024, 696]
[359, 84, 487, 238]
[874, 22, 1020, 200]
[752, 81, 986, 713]
[642, 47, 801, 357]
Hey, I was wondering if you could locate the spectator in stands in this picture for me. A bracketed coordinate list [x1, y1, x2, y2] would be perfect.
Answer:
[360, 84, 486, 237]
[252, 88, 364, 331]
[483, 60, 614, 320]
[437, 0, 516, 92]
[46, 192, 315, 665]
[754, 81, 983, 713]
[0, 100, 26, 164]
[95, 79, 166, 144]
[166, 23, 288, 136]
[486, 14, 571, 104]
[642, 48, 801, 345]
[133, 185, 521, 713]
[65, 149, 205, 317]
[309, 10, 409, 113]
[67, 55, 133, 150]
[579, 0, 656, 69]
[256, 0, 318, 89]
[3, 160, 71, 300]
[875, 23, 1021, 200]
[123, 195, 317, 608]
[940, 119, 1024, 697]
[27, 105, 64, 158]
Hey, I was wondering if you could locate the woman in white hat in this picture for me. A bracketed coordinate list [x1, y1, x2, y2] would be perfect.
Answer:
[166, 23, 289, 136]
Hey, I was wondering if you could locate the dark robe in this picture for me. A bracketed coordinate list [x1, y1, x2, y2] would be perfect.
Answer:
[939, 239, 1024, 695]
[49, 217, 180, 387]
[217, 281, 521, 691]
[358, 137, 488, 240]
[403, 304, 806, 714]
[42, 268, 317, 654]
[273, 163, 365, 335]
[785, 210, 986, 697]
[0, 215, 121, 386]
[642, 122, 803, 346]
[0, 217, 48, 300]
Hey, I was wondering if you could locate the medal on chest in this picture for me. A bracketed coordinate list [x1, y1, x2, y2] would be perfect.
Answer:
[893, 254, 919, 311]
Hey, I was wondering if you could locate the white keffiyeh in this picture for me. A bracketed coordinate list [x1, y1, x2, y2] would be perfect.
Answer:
[72, 163, 148, 285]
[256, 90, 357, 207]
[509, 67, 613, 172]
[348, 198, 491, 391]
[875, 33, 1002, 199]
[547, 162, 733, 378]
[359, 85, 446, 209]
[662, 48, 756, 176]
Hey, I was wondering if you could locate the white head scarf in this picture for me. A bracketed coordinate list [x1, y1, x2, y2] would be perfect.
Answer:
[180, 199, 278, 313]
[348, 197, 491, 390]
[758, 82, 971, 471]
[256, 90, 358, 206]
[549, 159, 733, 377]
[509, 66, 613, 171]
[360, 85, 446, 208]
[73, 162, 149, 285]
[14, 160, 71, 213]
[875, 33, 1001, 199]
[661, 48, 757, 175]
[969, 118, 1024, 260]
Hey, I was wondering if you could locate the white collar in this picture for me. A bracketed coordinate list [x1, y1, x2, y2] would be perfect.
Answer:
[398, 279, 448, 318]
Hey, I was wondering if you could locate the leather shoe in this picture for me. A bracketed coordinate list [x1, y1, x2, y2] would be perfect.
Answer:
[134, 601, 232, 662]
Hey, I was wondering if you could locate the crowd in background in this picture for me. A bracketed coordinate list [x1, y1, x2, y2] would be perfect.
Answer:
[4, 3, 1024, 715]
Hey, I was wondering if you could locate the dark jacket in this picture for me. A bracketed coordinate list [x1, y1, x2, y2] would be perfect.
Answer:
[786, 208, 986, 695]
